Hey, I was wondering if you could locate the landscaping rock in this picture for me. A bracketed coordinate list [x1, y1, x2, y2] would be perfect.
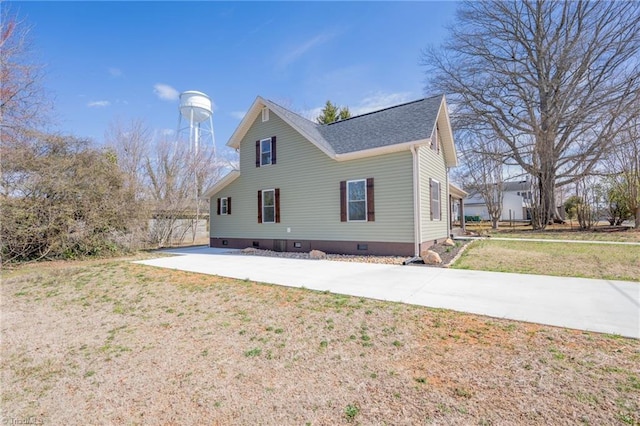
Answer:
[420, 250, 442, 265]
[443, 238, 455, 247]
[309, 249, 327, 260]
[242, 247, 258, 254]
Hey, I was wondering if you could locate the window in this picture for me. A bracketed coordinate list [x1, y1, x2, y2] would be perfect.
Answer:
[216, 197, 231, 215]
[430, 179, 441, 220]
[255, 136, 277, 167]
[258, 189, 280, 223]
[347, 180, 366, 221]
[261, 138, 271, 166]
[431, 124, 440, 153]
[340, 178, 374, 222]
[262, 107, 269, 122]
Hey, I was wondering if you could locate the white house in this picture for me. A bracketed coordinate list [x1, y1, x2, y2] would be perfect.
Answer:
[464, 180, 532, 221]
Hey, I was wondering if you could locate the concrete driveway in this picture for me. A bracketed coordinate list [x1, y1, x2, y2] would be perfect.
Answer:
[135, 246, 640, 339]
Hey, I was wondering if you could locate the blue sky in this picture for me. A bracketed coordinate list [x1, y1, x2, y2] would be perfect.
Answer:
[10, 1, 458, 156]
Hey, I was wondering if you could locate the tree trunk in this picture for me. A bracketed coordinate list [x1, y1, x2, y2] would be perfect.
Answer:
[635, 206, 640, 229]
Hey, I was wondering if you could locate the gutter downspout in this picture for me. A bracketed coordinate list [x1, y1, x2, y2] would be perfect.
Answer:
[410, 145, 421, 257]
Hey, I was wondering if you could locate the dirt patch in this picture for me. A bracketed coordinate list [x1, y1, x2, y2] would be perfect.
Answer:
[2, 259, 638, 425]
[419, 239, 472, 267]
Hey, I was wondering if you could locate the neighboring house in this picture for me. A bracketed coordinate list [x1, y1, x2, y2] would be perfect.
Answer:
[204, 95, 461, 256]
[464, 180, 533, 221]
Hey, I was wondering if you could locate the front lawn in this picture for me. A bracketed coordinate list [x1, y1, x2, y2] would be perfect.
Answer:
[1, 258, 639, 424]
[453, 239, 640, 281]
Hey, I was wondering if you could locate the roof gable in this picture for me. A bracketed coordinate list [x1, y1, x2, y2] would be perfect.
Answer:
[227, 95, 457, 165]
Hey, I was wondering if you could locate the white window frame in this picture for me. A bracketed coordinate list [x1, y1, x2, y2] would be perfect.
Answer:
[431, 179, 441, 221]
[260, 137, 272, 166]
[347, 179, 367, 222]
[220, 197, 228, 215]
[431, 125, 440, 153]
[262, 189, 275, 224]
[261, 107, 269, 122]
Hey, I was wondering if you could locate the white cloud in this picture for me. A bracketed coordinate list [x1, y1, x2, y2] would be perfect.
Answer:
[230, 111, 246, 120]
[278, 31, 337, 69]
[87, 100, 111, 108]
[161, 128, 175, 136]
[108, 67, 122, 78]
[351, 92, 414, 115]
[153, 83, 179, 101]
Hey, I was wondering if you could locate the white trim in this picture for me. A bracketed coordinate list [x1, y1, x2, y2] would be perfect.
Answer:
[220, 197, 228, 215]
[411, 145, 421, 256]
[335, 139, 430, 162]
[260, 137, 272, 166]
[436, 98, 458, 167]
[431, 178, 442, 221]
[261, 107, 269, 122]
[202, 170, 240, 199]
[262, 188, 276, 224]
[346, 179, 367, 222]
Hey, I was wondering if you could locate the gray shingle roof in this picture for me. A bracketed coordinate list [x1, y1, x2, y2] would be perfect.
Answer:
[319, 96, 443, 154]
[266, 95, 443, 155]
[264, 100, 336, 155]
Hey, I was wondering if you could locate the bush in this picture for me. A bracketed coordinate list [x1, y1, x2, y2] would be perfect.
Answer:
[1, 132, 142, 263]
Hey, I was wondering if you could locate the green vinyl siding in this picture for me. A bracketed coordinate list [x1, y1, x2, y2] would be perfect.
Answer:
[211, 112, 415, 243]
[417, 127, 449, 244]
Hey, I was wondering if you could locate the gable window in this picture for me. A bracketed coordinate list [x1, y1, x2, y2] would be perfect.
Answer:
[431, 124, 440, 153]
[255, 136, 277, 167]
[340, 178, 375, 222]
[430, 178, 441, 221]
[261, 107, 269, 122]
[216, 197, 231, 215]
[258, 189, 280, 223]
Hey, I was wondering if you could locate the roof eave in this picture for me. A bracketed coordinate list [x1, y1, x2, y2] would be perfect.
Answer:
[227, 96, 266, 149]
[202, 170, 241, 198]
[437, 97, 458, 168]
[334, 139, 430, 162]
[227, 97, 336, 158]
[448, 182, 468, 198]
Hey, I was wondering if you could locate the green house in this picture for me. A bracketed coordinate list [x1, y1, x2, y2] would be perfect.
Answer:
[204, 95, 462, 256]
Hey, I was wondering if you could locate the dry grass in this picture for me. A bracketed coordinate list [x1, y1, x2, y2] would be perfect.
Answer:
[453, 239, 640, 281]
[466, 222, 640, 243]
[2, 259, 639, 425]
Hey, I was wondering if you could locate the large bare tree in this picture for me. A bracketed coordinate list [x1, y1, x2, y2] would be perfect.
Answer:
[423, 0, 640, 229]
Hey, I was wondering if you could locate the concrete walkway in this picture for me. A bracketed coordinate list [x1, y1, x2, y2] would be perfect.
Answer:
[135, 246, 640, 339]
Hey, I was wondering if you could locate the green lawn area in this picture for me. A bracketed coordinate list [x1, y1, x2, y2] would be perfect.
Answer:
[453, 239, 640, 281]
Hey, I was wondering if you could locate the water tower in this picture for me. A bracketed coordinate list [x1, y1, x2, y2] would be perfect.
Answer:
[176, 90, 215, 243]
[177, 90, 215, 156]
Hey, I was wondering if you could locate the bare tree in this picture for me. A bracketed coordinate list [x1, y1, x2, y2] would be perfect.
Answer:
[457, 134, 506, 229]
[423, 0, 640, 229]
[107, 119, 221, 247]
[0, 5, 50, 141]
[105, 118, 151, 200]
[605, 114, 640, 228]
